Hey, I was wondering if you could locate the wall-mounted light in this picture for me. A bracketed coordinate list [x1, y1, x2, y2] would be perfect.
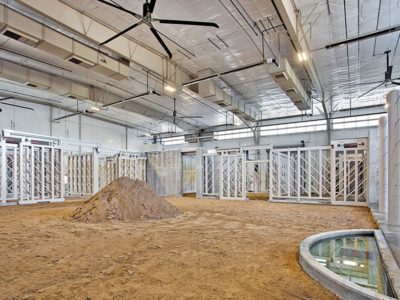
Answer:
[297, 52, 307, 62]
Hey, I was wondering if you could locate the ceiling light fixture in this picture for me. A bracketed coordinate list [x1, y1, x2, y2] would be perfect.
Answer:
[298, 52, 307, 62]
[164, 84, 177, 93]
[90, 106, 100, 112]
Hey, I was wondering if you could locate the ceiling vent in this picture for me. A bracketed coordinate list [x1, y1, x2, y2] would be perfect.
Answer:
[268, 57, 311, 111]
[66, 55, 95, 69]
[1, 27, 39, 47]
[273, 72, 289, 82]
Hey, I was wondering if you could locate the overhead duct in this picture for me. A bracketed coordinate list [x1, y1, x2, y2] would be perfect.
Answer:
[268, 57, 311, 110]
[0, 5, 130, 81]
[197, 68, 259, 122]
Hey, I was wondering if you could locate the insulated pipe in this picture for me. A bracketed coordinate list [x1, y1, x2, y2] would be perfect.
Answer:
[387, 90, 400, 226]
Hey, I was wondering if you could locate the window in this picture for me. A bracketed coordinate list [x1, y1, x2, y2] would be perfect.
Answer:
[161, 136, 187, 146]
[332, 114, 385, 130]
[260, 120, 327, 136]
[214, 128, 253, 140]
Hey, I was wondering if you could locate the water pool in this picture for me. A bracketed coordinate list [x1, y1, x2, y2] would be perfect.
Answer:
[310, 235, 395, 297]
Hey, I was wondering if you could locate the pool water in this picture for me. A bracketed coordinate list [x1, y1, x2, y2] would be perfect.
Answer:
[310, 235, 395, 297]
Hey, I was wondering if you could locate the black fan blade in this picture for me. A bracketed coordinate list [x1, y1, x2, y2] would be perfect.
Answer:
[149, 0, 157, 13]
[150, 27, 172, 58]
[157, 19, 219, 28]
[391, 81, 400, 86]
[101, 22, 141, 45]
[357, 81, 385, 99]
[0, 102, 34, 111]
[97, 0, 141, 18]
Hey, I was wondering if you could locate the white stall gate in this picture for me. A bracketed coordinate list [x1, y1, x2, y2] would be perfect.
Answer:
[331, 140, 368, 205]
[270, 139, 368, 205]
[271, 146, 331, 203]
[182, 154, 196, 194]
[99, 155, 147, 187]
[1, 140, 63, 205]
[67, 153, 96, 196]
[203, 154, 220, 197]
[147, 150, 182, 196]
[202, 153, 246, 200]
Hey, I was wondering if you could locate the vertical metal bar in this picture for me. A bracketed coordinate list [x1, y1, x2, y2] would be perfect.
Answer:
[278, 153, 281, 197]
[19, 144, 24, 203]
[331, 147, 336, 204]
[344, 150, 347, 203]
[93, 151, 99, 194]
[13, 147, 18, 199]
[0, 140, 6, 204]
[242, 154, 246, 199]
[41, 147, 45, 201]
[51, 148, 55, 200]
[269, 151, 273, 199]
[308, 150, 312, 198]
[297, 148, 301, 201]
[355, 149, 359, 203]
[319, 149, 323, 198]
[30, 146, 34, 202]
[231, 155, 239, 198]
[287, 151, 290, 196]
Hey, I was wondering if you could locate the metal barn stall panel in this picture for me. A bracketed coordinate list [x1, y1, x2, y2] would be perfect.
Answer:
[246, 160, 269, 193]
[243, 146, 272, 196]
[220, 154, 246, 200]
[182, 154, 196, 194]
[331, 140, 369, 206]
[18, 143, 63, 204]
[0, 141, 18, 204]
[203, 154, 220, 197]
[147, 150, 182, 196]
[271, 147, 331, 203]
[67, 152, 96, 196]
[117, 156, 147, 181]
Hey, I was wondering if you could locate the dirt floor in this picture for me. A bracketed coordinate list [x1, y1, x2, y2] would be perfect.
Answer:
[0, 197, 376, 300]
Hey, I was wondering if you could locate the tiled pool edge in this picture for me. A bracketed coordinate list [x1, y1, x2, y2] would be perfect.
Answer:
[299, 229, 398, 300]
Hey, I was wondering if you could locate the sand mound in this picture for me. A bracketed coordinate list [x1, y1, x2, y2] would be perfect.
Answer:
[72, 177, 180, 222]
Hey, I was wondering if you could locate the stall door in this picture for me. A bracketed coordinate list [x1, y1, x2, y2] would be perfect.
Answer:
[332, 146, 368, 205]
[182, 154, 196, 194]
[220, 154, 246, 200]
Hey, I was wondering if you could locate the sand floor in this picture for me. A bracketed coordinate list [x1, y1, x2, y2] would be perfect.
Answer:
[0, 197, 376, 299]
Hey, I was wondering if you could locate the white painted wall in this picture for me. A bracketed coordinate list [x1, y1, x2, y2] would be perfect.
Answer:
[0, 99, 146, 152]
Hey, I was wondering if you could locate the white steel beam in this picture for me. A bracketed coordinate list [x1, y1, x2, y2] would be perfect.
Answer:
[271, 0, 324, 99]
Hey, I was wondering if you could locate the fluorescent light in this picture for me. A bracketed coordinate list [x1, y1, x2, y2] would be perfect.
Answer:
[90, 106, 100, 112]
[164, 84, 176, 93]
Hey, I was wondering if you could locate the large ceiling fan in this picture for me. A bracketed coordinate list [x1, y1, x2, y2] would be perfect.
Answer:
[357, 50, 400, 99]
[97, 0, 219, 58]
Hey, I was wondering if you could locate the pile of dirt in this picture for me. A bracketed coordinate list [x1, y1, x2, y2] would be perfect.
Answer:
[72, 177, 180, 222]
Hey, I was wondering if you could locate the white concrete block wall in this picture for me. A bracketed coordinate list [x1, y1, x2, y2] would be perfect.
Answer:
[0, 99, 146, 152]
[387, 90, 400, 226]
